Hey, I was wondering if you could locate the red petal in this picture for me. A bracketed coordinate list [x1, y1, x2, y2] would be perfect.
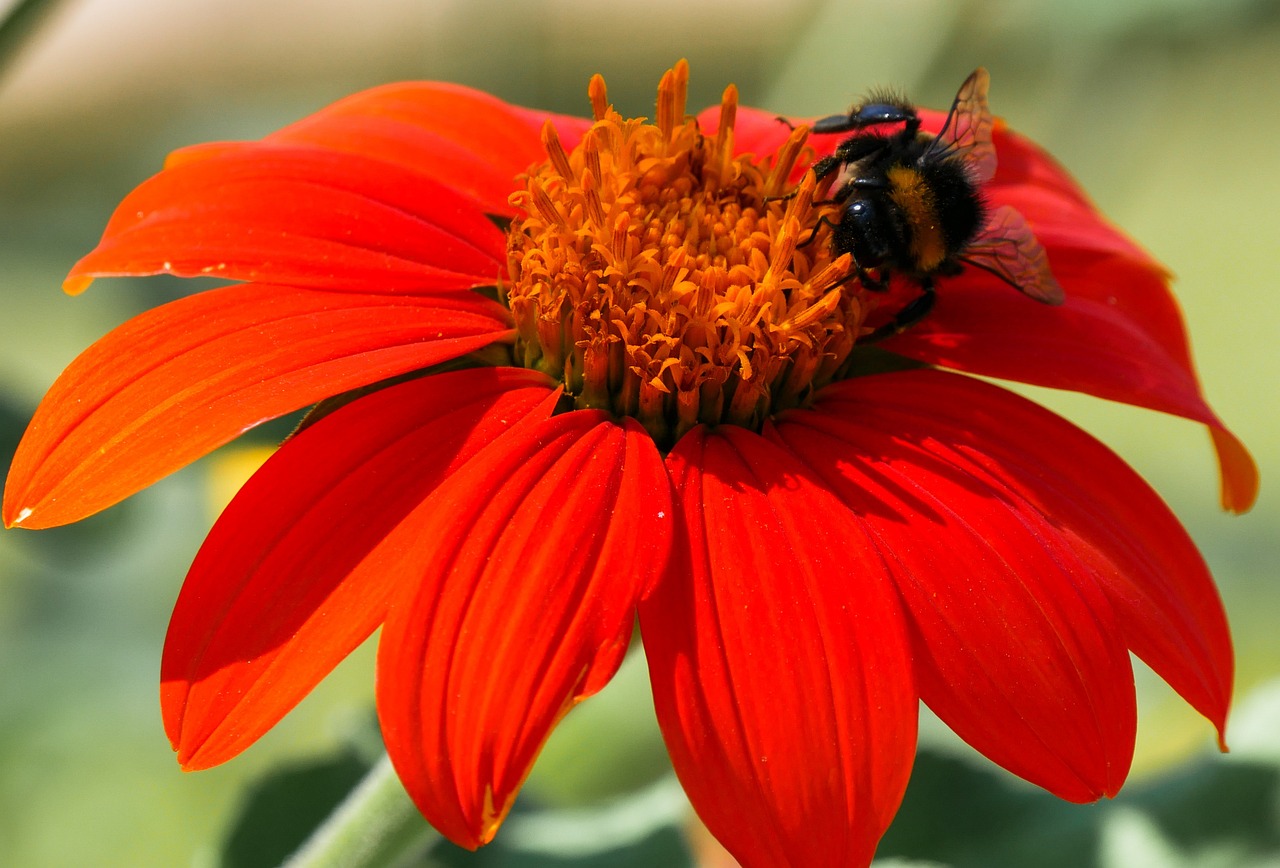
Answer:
[65, 144, 506, 295]
[3, 284, 511, 529]
[775, 368, 1231, 799]
[376, 412, 671, 848]
[166, 83, 594, 219]
[641, 426, 916, 868]
[871, 114, 1253, 512]
[163, 368, 558, 769]
[169, 82, 552, 217]
[882, 254, 1257, 512]
[813, 369, 1233, 747]
[265, 82, 550, 214]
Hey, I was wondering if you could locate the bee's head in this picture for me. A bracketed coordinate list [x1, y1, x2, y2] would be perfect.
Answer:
[833, 195, 895, 269]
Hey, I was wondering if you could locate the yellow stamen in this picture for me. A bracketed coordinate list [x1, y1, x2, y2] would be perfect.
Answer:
[503, 63, 873, 447]
[581, 169, 606, 228]
[541, 120, 574, 182]
[656, 59, 690, 144]
[524, 179, 565, 228]
[582, 130, 604, 201]
[588, 74, 609, 122]
[766, 126, 811, 200]
[704, 84, 738, 190]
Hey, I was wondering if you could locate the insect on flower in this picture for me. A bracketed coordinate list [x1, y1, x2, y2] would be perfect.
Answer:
[1, 60, 1260, 868]
[800, 68, 1064, 340]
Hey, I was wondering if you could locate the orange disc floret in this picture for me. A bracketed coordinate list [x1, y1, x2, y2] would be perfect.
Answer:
[503, 60, 859, 447]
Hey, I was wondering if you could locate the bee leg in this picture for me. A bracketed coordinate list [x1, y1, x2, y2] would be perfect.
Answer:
[812, 104, 918, 135]
[857, 266, 890, 293]
[811, 113, 861, 135]
[814, 263, 887, 294]
[797, 214, 840, 248]
[864, 283, 936, 343]
[812, 153, 842, 182]
[774, 115, 797, 131]
[814, 134, 897, 183]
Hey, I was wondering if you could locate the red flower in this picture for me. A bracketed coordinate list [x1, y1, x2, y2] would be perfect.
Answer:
[3, 61, 1257, 867]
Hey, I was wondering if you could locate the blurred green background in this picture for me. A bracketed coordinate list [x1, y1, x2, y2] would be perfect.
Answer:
[1, 0, 1278, 865]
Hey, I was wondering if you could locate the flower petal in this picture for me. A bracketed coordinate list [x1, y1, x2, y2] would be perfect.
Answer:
[168, 82, 555, 217]
[163, 368, 558, 769]
[3, 284, 512, 529]
[65, 144, 507, 295]
[165, 83, 593, 220]
[812, 369, 1233, 747]
[376, 412, 672, 848]
[895, 124, 1254, 512]
[774, 372, 1144, 802]
[881, 253, 1257, 512]
[641, 426, 916, 868]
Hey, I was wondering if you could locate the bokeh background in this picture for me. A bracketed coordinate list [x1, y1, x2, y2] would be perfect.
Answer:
[1, 0, 1278, 865]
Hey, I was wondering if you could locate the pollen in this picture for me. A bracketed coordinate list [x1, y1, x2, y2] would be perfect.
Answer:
[503, 60, 866, 447]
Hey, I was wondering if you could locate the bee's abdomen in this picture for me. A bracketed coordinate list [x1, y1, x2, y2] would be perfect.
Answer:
[928, 162, 984, 256]
[887, 161, 983, 273]
[886, 165, 944, 272]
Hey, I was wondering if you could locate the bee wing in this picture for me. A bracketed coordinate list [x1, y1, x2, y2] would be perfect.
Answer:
[962, 205, 1064, 304]
[926, 68, 997, 185]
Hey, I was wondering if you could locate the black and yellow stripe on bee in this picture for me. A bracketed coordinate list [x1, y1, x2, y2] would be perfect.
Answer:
[885, 165, 947, 273]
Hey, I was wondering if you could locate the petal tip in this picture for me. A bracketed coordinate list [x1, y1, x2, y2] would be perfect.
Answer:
[469, 787, 511, 850]
[1211, 426, 1259, 514]
[174, 740, 221, 772]
[173, 743, 198, 771]
[1220, 462, 1259, 515]
[63, 274, 93, 296]
[4, 505, 34, 529]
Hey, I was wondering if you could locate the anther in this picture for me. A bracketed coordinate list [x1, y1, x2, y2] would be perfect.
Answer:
[765, 127, 811, 200]
[656, 59, 690, 143]
[783, 171, 817, 224]
[541, 120, 574, 182]
[581, 169, 606, 228]
[807, 253, 855, 296]
[529, 179, 566, 228]
[588, 74, 609, 122]
[582, 131, 605, 201]
[705, 84, 738, 189]
[611, 211, 631, 261]
[781, 286, 844, 332]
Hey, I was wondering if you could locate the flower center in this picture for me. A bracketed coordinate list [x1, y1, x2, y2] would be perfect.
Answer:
[502, 61, 867, 448]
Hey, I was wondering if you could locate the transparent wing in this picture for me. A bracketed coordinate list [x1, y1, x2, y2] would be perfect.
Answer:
[962, 205, 1064, 304]
[924, 68, 997, 185]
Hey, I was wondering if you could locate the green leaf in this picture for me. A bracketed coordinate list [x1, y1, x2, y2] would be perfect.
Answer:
[221, 748, 380, 868]
[876, 742, 1280, 867]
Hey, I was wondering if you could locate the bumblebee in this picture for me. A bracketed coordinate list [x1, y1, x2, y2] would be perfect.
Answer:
[807, 68, 1063, 341]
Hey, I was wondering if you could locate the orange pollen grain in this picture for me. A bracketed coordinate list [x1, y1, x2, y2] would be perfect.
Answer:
[503, 62, 867, 447]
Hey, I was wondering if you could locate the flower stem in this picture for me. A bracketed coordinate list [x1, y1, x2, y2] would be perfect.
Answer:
[283, 753, 439, 868]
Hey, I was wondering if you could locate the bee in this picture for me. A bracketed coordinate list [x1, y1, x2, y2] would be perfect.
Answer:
[807, 68, 1063, 341]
